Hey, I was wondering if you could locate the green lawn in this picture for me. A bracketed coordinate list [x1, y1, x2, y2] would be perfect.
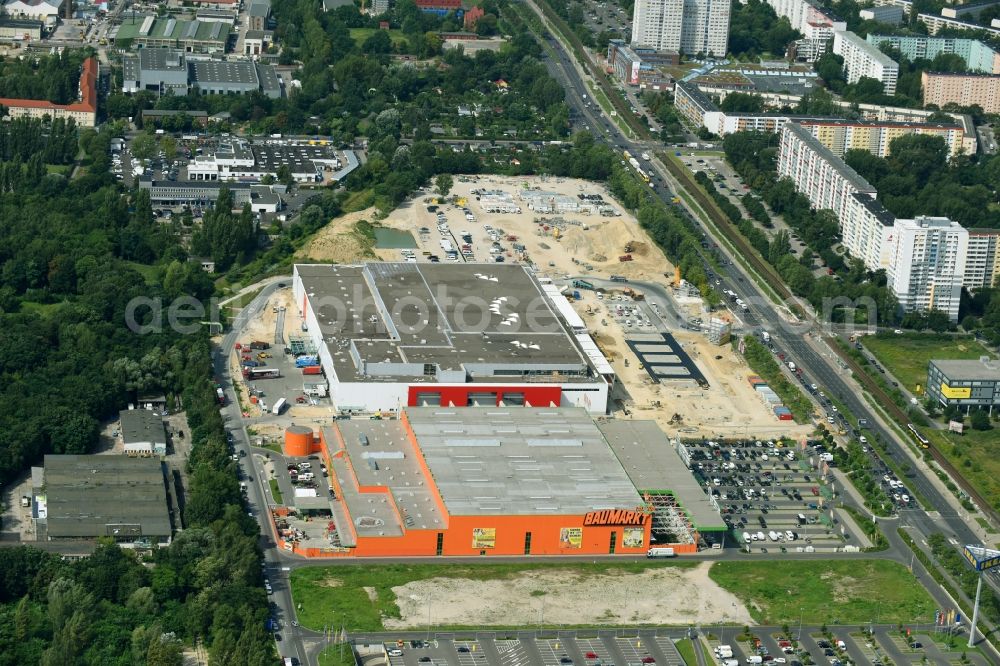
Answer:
[349, 28, 408, 47]
[291, 561, 696, 632]
[675, 638, 696, 665]
[269, 479, 283, 504]
[318, 643, 357, 666]
[862, 333, 993, 395]
[45, 164, 71, 176]
[124, 261, 162, 286]
[709, 560, 935, 625]
[926, 428, 1000, 515]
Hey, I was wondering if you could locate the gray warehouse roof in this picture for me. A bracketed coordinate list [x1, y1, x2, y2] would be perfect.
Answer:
[405, 406, 643, 516]
[119, 408, 167, 447]
[930, 357, 1000, 380]
[598, 420, 725, 531]
[296, 262, 594, 383]
[43, 455, 171, 539]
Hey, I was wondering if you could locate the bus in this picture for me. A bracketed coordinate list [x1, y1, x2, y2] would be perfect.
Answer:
[243, 367, 280, 380]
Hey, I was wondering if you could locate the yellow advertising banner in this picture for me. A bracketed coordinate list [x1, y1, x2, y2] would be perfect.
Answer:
[940, 383, 971, 399]
[559, 527, 582, 549]
[622, 527, 645, 549]
[472, 527, 496, 549]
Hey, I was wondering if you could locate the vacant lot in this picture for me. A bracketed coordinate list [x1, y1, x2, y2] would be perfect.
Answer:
[863, 334, 993, 394]
[349, 28, 408, 47]
[709, 559, 935, 626]
[290, 561, 755, 631]
[927, 428, 1000, 517]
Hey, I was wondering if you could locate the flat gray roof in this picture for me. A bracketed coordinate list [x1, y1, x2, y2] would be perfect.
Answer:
[849, 192, 895, 227]
[599, 420, 725, 531]
[191, 59, 260, 86]
[119, 409, 167, 446]
[785, 122, 877, 194]
[406, 407, 642, 516]
[297, 263, 592, 383]
[332, 420, 445, 537]
[43, 455, 171, 539]
[931, 357, 1000, 381]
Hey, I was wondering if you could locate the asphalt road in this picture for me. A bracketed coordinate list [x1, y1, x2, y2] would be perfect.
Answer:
[533, 9, 1000, 648]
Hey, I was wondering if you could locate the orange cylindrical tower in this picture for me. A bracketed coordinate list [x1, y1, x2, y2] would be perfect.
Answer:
[284, 425, 315, 457]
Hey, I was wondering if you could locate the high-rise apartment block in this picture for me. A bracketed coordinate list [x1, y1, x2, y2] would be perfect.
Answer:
[867, 34, 1000, 74]
[832, 30, 899, 95]
[921, 71, 1000, 113]
[631, 0, 730, 56]
[886, 217, 968, 322]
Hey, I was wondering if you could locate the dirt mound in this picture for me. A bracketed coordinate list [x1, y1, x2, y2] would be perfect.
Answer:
[296, 207, 378, 264]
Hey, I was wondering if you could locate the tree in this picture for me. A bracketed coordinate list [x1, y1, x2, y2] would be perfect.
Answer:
[970, 409, 992, 431]
[131, 133, 158, 161]
[435, 173, 453, 198]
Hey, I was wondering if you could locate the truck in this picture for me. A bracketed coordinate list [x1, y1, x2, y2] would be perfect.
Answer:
[295, 356, 319, 368]
[787, 361, 796, 372]
[249, 341, 270, 350]
[272, 398, 287, 415]
[761, 331, 770, 343]
[609, 275, 628, 282]
[572, 279, 595, 290]
[216, 387, 226, 404]
[302, 365, 323, 375]
[646, 547, 676, 558]
[715, 645, 734, 659]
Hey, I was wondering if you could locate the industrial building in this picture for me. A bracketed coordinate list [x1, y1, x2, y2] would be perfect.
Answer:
[137, 178, 283, 212]
[276, 408, 722, 557]
[35, 455, 173, 546]
[631, 0, 730, 57]
[292, 263, 615, 415]
[247, 0, 271, 31]
[185, 139, 348, 182]
[119, 408, 167, 457]
[0, 56, 97, 127]
[3, 0, 61, 23]
[113, 16, 230, 53]
[927, 357, 1000, 412]
[0, 17, 41, 39]
[122, 49, 282, 98]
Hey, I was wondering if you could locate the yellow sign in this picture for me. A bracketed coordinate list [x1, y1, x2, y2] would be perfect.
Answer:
[559, 527, 582, 549]
[472, 527, 496, 549]
[940, 383, 971, 400]
[622, 527, 645, 549]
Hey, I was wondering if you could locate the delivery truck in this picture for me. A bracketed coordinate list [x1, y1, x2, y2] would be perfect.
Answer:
[272, 398, 287, 415]
[646, 547, 676, 558]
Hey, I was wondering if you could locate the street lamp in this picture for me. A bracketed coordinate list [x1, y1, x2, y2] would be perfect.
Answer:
[797, 607, 803, 642]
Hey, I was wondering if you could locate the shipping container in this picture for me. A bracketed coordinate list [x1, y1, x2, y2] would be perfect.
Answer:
[302, 365, 323, 375]
[295, 356, 319, 368]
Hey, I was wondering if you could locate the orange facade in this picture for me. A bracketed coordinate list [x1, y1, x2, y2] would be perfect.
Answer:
[281, 422, 656, 558]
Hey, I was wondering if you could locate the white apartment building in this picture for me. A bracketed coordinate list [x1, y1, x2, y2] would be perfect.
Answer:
[842, 193, 896, 272]
[777, 122, 877, 224]
[767, 0, 845, 33]
[886, 217, 968, 322]
[631, 0, 730, 56]
[832, 30, 899, 95]
[965, 229, 1000, 290]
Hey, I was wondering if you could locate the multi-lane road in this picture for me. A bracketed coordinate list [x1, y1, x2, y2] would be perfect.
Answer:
[529, 2, 1000, 642]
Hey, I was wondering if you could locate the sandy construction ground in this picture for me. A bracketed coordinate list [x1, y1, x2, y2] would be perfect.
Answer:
[384, 562, 752, 628]
[296, 207, 379, 264]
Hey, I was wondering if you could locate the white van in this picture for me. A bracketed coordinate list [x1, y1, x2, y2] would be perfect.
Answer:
[746, 657, 763, 665]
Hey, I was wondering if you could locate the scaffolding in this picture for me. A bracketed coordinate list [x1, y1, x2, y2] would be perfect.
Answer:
[288, 336, 317, 355]
[644, 492, 696, 545]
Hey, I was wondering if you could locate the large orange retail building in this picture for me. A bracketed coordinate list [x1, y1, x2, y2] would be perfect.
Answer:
[279, 407, 716, 557]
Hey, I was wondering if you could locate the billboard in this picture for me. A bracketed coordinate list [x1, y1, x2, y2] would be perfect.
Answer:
[941, 383, 971, 399]
[622, 527, 645, 549]
[559, 527, 582, 549]
[629, 61, 640, 86]
[472, 527, 496, 549]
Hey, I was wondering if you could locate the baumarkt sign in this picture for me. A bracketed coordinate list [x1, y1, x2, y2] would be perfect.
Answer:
[583, 509, 648, 526]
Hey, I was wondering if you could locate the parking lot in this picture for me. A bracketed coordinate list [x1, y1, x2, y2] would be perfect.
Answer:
[682, 439, 862, 553]
[374, 632, 689, 666]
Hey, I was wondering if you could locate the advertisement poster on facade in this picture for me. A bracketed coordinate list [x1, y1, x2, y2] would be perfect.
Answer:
[622, 527, 644, 549]
[559, 527, 583, 549]
[472, 527, 496, 549]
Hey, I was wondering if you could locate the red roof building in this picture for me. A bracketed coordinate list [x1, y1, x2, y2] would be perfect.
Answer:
[463, 5, 484, 30]
[0, 56, 97, 127]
